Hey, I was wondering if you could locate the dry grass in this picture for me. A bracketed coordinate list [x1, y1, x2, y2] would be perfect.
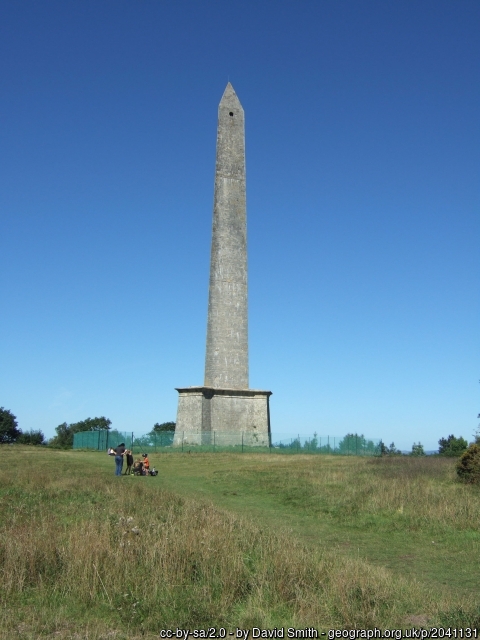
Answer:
[231, 454, 480, 532]
[365, 456, 480, 529]
[0, 448, 478, 638]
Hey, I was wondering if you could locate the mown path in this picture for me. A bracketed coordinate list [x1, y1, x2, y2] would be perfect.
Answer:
[147, 452, 479, 600]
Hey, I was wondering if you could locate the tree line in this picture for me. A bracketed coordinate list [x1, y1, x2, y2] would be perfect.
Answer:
[0, 408, 176, 448]
[1, 404, 479, 457]
[379, 433, 475, 457]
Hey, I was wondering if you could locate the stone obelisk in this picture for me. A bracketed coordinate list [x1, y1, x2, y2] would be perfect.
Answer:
[204, 82, 249, 390]
[174, 83, 271, 447]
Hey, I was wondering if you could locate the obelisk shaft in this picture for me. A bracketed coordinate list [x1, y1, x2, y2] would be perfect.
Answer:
[204, 83, 249, 389]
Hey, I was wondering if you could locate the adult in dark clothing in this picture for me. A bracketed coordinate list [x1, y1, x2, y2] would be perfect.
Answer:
[114, 443, 126, 476]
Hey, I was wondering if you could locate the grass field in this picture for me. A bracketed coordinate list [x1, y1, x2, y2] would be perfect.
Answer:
[1, 447, 479, 639]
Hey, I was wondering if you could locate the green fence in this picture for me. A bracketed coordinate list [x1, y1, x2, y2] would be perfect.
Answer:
[73, 430, 135, 451]
[73, 430, 381, 456]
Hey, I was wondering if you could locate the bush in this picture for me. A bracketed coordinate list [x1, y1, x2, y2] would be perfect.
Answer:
[17, 429, 46, 445]
[456, 444, 480, 484]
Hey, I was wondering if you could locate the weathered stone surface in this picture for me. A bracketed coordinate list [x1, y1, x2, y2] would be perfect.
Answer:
[174, 83, 271, 446]
[174, 387, 271, 446]
[204, 83, 248, 389]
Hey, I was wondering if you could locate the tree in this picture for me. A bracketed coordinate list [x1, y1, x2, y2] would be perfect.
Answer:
[410, 442, 425, 456]
[18, 429, 46, 445]
[152, 421, 176, 433]
[474, 415, 480, 445]
[0, 407, 21, 444]
[438, 434, 468, 457]
[49, 422, 70, 448]
[70, 417, 112, 432]
[476, 380, 480, 444]
[303, 432, 318, 451]
[381, 442, 402, 456]
[337, 433, 378, 455]
[49, 416, 112, 448]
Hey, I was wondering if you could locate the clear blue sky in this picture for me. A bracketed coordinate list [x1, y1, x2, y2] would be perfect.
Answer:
[1, 1, 478, 451]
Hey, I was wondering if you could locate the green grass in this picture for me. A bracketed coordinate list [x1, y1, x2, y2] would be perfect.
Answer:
[155, 453, 480, 595]
[1, 447, 479, 638]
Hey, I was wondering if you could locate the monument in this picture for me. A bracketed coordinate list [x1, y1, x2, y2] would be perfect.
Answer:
[174, 83, 272, 447]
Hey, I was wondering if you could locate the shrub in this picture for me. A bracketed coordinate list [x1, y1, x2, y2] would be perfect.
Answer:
[456, 444, 480, 484]
[17, 429, 46, 445]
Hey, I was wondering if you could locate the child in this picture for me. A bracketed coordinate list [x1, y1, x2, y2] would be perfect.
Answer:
[142, 453, 150, 475]
[124, 450, 134, 475]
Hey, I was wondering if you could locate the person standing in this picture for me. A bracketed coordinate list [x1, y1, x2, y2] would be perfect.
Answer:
[124, 449, 134, 475]
[114, 443, 126, 476]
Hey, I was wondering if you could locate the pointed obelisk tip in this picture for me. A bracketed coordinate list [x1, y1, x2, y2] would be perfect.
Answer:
[220, 82, 242, 108]
[221, 81, 235, 97]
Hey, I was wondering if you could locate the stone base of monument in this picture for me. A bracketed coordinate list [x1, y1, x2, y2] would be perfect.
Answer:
[174, 387, 272, 447]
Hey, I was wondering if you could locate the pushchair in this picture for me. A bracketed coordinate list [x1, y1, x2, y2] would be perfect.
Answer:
[132, 460, 144, 476]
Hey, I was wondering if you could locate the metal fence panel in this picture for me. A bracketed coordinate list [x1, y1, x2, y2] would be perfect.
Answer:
[73, 430, 381, 456]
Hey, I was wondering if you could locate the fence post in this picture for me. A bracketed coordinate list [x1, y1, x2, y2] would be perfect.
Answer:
[106, 430, 109, 450]
[155, 432, 157, 453]
[297, 435, 300, 453]
[214, 431, 216, 452]
[242, 432, 244, 453]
